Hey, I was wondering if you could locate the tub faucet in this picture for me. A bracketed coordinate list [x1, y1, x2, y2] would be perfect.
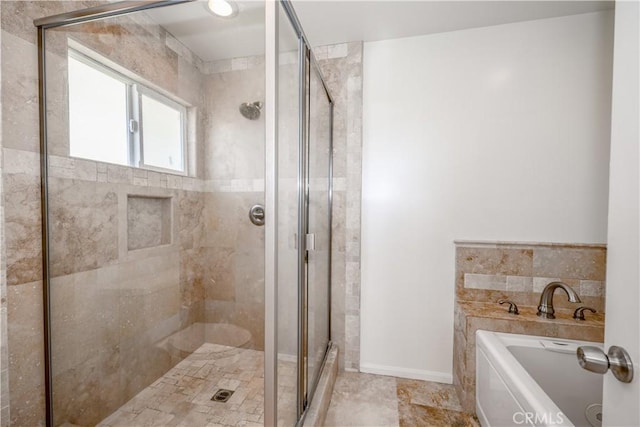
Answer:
[537, 281, 581, 319]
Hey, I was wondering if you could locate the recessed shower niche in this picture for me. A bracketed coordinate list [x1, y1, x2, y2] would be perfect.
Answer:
[127, 195, 172, 251]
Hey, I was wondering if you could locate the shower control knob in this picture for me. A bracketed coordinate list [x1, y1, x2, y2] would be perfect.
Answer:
[577, 345, 634, 383]
[249, 204, 265, 226]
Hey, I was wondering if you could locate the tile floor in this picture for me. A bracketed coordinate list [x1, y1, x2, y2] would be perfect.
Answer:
[97, 343, 476, 427]
[325, 372, 479, 427]
[98, 343, 296, 427]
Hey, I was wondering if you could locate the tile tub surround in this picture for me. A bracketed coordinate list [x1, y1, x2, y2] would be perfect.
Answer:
[455, 241, 607, 312]
[452, 301, 605, 413]
[453, 241, 607, 413]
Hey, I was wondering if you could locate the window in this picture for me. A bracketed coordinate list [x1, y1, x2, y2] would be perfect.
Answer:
[68, 48, 187, 173]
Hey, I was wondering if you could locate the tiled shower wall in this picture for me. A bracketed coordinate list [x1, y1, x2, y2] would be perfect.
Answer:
[0, 3, 364, 426]
[315, 42, 363, 371]
[1, 4, 101, 425]
[202, 56, 266, 350]
[0, 6, 8, 423]
[0, 2, 266, 425]
[1, 3, 211, 425]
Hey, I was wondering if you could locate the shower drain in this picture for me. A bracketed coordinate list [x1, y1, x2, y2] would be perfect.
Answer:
[211, 389, 235, 403]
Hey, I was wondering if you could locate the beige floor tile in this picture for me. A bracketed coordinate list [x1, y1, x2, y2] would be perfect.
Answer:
[97, 343, 293, 427]
[325, 372, 400, 427]
[326, 372, 479, 427]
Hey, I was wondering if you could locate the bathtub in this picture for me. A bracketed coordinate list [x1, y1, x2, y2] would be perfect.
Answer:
[476, 331, 603, 427]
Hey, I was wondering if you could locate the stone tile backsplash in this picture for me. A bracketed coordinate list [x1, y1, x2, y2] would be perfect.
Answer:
[456, 241, 607, 312]
[464, 273, 605, 297]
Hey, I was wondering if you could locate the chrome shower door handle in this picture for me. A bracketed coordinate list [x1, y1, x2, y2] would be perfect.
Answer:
[577, 345, 634, 383]
[249, 204, 265, 226]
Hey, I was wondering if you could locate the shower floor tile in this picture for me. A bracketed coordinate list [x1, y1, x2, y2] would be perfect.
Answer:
[98, 343, 293, 427]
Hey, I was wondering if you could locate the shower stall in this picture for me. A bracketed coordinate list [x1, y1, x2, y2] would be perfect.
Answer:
[35, 1, 333, 425]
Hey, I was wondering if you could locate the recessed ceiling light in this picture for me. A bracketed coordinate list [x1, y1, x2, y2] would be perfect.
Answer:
[207, 0, 238, 18]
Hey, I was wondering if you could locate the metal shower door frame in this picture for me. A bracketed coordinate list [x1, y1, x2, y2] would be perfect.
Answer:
[280, 1, 335, 422]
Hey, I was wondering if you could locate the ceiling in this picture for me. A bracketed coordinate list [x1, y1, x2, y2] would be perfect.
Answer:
[145, 0, 265, 62]
[294, 1, 614, 47]
[145, 0, 614, 62]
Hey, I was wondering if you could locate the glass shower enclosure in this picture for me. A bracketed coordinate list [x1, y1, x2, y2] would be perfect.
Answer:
[35, 1, 333, 425]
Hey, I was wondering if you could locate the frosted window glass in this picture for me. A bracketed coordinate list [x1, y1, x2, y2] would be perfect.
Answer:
[68, 56, 129, 165]
[141, 94, 184, 172]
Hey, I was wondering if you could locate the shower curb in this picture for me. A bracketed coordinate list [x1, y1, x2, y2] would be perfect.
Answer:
[303, 343, 339, 427]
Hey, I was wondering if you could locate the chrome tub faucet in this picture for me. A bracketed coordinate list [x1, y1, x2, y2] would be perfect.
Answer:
[537, 281, 582, 319]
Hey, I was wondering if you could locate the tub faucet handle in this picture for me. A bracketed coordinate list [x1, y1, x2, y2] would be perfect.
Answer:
[498, 299, 519, 315]
[573, 306, 596, 321]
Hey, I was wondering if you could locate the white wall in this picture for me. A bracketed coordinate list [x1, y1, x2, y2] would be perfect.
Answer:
[361, 11, 614, 381]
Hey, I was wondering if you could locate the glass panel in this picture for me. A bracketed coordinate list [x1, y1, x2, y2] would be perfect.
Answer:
[306, 61, 332, 400]
[140, 93, 184, 171]
[43, 2, 265, 425]
[68, 54, 129, 165]
[276, 4, 301, 425]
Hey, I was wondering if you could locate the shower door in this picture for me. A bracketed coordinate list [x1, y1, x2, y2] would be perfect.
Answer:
[276, 4, 334, 421]
[38, 2, 268, 426]
[305, 55, 333, 405]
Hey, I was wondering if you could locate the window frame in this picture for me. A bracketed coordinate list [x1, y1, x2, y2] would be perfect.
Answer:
[67, 45, 188, 175]
[135, 84, 188, 175]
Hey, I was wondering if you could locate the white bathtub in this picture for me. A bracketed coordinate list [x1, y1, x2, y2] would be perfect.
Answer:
[476, 330, 603, 427]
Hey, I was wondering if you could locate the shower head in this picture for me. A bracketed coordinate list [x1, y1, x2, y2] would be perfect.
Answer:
[239, 101, 263, 120]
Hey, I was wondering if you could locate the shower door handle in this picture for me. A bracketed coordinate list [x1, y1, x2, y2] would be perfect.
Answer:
[305, 233, 316, 251]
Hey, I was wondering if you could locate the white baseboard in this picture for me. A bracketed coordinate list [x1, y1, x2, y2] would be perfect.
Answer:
[359, 363, 453, 384]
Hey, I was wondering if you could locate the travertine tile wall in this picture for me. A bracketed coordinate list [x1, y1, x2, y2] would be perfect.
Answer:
[315, 42, 363, 371]
[455, 241, 607, 312]
[202, 56, 266, 352]
[0, 7, 8, 423]
[1, 3, 216, 425]
[2, 4, 103, 425]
